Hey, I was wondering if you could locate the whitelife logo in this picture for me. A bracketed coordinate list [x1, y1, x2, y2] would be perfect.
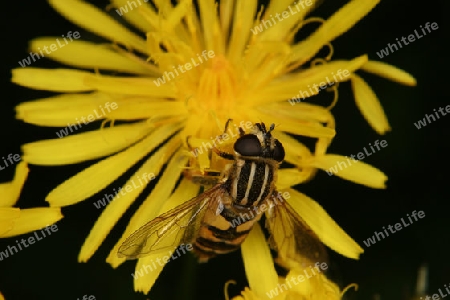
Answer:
[93, 172, 156, 209]
[228, 192, 290, 228]
[265, 262, 329, 299]
[0, 153, 21, 172]
[152, 50, 215, 87]
[0, 225, 58, 261]
[18, 31, 81, 67]
[376, 22, 438, 58]
[55, 102, 118, 138]
[131, 243, 193, 279]
[250, 0, 313, 35]
[190, 121, 253, 157]
[414, 104, 450, 129]
[326, 139, 388, 176]
[288, 69, 350, 105]
[362, 210, 425, 247]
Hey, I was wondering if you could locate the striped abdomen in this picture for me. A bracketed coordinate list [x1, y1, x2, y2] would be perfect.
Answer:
[192, 159, 276, 262]
[192, 206, 260, 262]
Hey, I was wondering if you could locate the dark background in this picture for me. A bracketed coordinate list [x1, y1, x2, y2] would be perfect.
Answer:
[0, 0, 447, 299]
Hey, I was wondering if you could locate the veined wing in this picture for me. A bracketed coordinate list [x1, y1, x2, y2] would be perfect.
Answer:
[118, 184, 227, 260]
[265, 191, 328, 268]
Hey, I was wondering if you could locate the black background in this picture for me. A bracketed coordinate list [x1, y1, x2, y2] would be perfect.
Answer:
[0, 0, 447, 299]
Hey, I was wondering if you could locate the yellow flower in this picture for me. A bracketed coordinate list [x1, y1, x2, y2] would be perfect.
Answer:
[227, 221, 357, 300]
[0, 162, 62, 238]
[9, 0, 415, 296]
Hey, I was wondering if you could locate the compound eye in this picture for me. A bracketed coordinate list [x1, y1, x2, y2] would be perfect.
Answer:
[234, 135, 262, 156]
[273, 140, 285, 162]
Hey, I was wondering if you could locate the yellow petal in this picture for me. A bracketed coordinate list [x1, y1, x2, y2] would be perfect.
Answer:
[133, 248, 177, 294]
[0, 162, 28, 207]
[247, 109, 335, 139]
[30, 38, 156, 75]
[16, 92, 119, 127]
[361, 60, 417, 86]
[0, 291, 4, 300]
[22, 122, 153, 165]
[287, 189, 364, 259]
[107, 99, 188, 120]
[258, 0, 316, 42]
[257, 56, 367, 104]
[78, 138, 181, 263]
[85, 74, 176, 98]
[132, 179, 199, 293]
[0, 208, 21, 236]
[110, 0, 153, 33]
[219, 0, 234, 45]
[227, 0, 258, 64]
[199, 0, 224, 53]
[310, 154, 388, 189]
[12, 68, 94, 92]
[241, 222, 278, 300]
[277, 168, 315, 190]
[46, 122, 181, 206]
[48, 0, 147, 53]
[106, 148, 188, 268]
[290, 0, 380, 64]
[262, 102, 333, 124]
[351, 74, 391, 134]
[0, 207, 63, 237]
[286, 269, 342, 300]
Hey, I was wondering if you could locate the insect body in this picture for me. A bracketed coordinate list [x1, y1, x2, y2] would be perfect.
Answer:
[119, 122, 326, 266]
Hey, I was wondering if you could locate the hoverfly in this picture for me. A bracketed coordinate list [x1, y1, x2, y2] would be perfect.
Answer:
[118, 122, 326, 266]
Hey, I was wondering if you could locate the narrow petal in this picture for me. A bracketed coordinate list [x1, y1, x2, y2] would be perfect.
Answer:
[261, 102, 333, 124]
[258, 0, 316, 42]
[133, 179, 199, 293]
[311, 154, 388, 189]
[256, 56, 367, 104]
[247, 109, 335, 139]
[106, 149, 188, 268]
[219, 0, 234, 45]
[0, 162, 29, 207]
[198, 0, 225, 54]
[277, 168, 314, 190]
[16, 92, 121, 127]
[85, 74, 176, 98]
[30, 38, 156, 75]
[133, 248, 177, 294]
[290, 0, 380, 64]
[110, 0, 153, 33]
[241, 222, 278, 300]
[0, 207, 63, 238]
[107, 99, 188, 120]
[0, 208, 21, 236]
[12, 68, 94, 92]
[78, 138, 181, 263]
[361, 60, 417, 86]
[22, 122, 153, 165]
[46, 122, 182, 206]
[48, 0, 147, 53]
[351, 74, 391, 134]
[227, 0, 258, 64]
[287, 189, 363, 259]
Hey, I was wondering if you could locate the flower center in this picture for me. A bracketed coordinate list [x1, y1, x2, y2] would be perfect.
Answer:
[186, 54, 238, 119]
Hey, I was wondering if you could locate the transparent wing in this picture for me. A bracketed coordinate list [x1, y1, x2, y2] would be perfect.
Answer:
[265, 191, 328, 268]
[118, 184, 227, 260]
